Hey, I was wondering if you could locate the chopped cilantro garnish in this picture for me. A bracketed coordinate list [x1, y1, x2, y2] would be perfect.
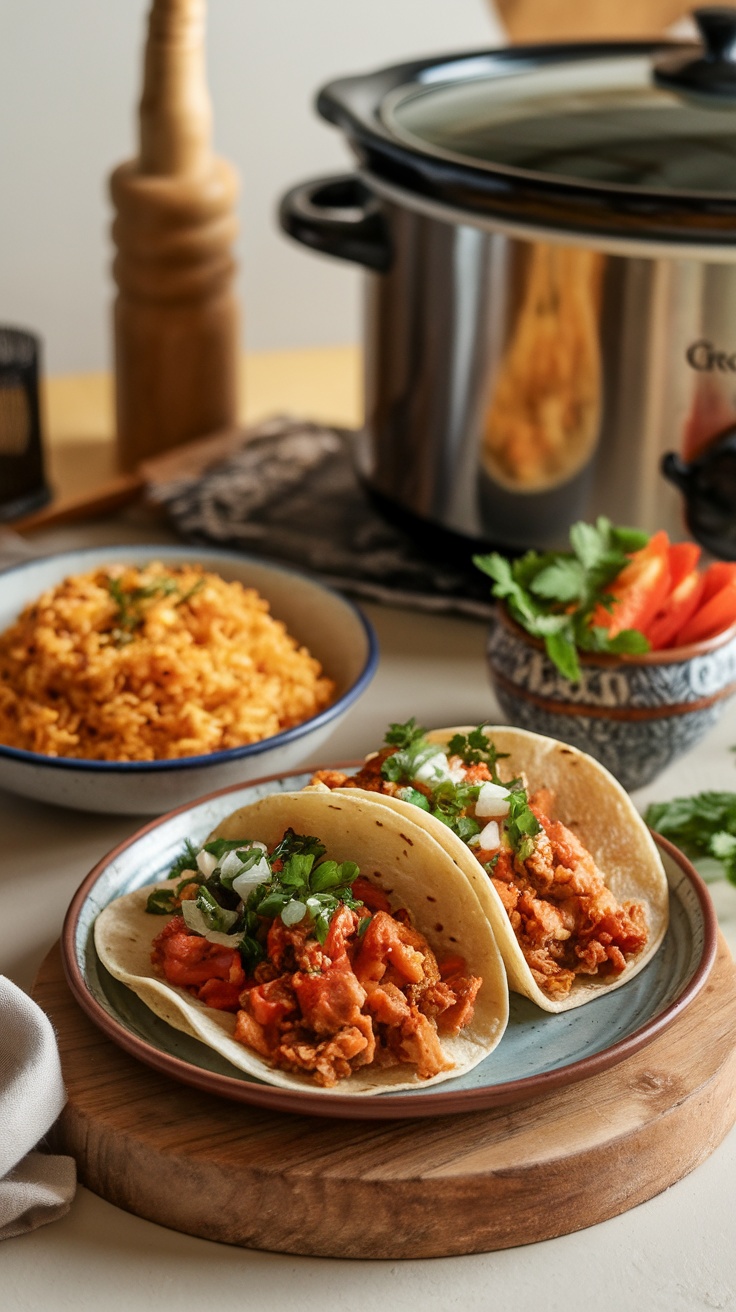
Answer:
[146, 827, 366, 955]
[428, 779, 482, 843]
[380, 721, 439, 785]
[192, 885, 240, 933]
[505, 786, 543, 861]
[235, 841, 364, 945]
[167, 838, 200, 881]
[384, 718, 428, 750]
[474, 516, 651, 681]
[106, 572, 205, 646]
[146, 839, 203, 912]
[377, 720, 544, 863]
[446, 726, 509, 782]
[269, 830, 327, 865]
[146, 887, 181, 915]
[396, 786, 431, 812]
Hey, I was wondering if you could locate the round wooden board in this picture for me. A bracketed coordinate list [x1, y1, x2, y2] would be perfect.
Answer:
[34, 938, 736, 1259]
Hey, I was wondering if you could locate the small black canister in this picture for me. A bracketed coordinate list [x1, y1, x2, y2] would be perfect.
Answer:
[0, 327, 50, 521]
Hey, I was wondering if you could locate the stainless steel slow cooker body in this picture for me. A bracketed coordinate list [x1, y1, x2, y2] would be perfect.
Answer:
[281, 26, 736, 556]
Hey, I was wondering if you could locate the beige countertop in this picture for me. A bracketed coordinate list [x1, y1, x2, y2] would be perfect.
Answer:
[3, 351, 736, 1311]
[39, 345, 362, 519]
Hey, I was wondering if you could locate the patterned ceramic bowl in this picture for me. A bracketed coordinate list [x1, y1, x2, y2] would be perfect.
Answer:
[486, 606, 736, 791]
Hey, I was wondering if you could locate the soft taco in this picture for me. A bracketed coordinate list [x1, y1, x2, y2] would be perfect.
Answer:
[310, 723, 669, 1013]
[94, 789, 509, 1094]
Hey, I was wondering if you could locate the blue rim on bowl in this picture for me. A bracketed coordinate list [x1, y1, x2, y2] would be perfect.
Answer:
[0, 544, 379, 776]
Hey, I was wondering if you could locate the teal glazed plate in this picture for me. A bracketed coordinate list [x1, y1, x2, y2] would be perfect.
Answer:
[61, 767, 718, 1120]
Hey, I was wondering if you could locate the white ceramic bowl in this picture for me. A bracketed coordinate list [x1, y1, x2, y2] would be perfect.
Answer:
[0, 545, 378, 814]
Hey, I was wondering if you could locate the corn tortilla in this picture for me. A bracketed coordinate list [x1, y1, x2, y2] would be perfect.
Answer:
[94, 789, 509, 1094]
[328, 725, 669, 1014]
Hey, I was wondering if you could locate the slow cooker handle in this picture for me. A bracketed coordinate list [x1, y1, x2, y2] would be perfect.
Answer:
[662, 427, 736, 559]
[279, 175, 392, 273]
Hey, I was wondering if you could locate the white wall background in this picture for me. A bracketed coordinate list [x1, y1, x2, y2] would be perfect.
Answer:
[0, 1, 503, 375]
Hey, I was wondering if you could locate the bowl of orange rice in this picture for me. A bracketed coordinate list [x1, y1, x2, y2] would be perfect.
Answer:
[0, 545, 378, 814]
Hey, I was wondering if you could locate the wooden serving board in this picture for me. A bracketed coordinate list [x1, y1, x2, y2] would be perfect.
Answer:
[34, 938, 736, 1259]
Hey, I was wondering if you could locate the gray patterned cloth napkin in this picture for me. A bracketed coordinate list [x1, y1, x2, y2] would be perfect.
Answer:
[150, 417, 495, 620]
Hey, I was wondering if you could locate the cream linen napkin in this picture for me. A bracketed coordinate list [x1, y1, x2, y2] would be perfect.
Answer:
[0, 977, 76, 1238]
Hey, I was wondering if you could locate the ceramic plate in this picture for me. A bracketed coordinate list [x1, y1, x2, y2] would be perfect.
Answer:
[62, 768, 718, 1120]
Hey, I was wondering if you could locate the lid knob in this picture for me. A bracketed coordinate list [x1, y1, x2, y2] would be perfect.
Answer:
[653, 6, 736, 99]
[694, 6, 736, 59]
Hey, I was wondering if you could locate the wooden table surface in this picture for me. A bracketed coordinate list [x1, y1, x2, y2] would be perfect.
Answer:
[39, 344, 362, 516]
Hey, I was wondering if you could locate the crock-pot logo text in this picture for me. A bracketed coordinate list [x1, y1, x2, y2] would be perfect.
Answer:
[686, 340, 736, 372]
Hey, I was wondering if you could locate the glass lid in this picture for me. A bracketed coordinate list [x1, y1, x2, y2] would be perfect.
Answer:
[382, 54, 736, 196]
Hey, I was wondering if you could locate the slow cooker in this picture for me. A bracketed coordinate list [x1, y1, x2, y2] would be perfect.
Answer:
[280, 8, 736, 559]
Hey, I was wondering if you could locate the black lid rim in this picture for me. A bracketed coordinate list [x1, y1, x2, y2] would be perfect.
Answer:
[317, 38, 736, 242]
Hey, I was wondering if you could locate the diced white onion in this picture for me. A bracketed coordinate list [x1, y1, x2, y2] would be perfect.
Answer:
[448, 764, 466, 784]
[219, 850, 244, 881]
[181, 900, 240, 945]
[475, 781, 510, 818]
[413, 751, 452, 785]
[196, 849, 218, 878]
[232, 854, 272, 899]
[281, 899, 307, 926]
[477, 819, 501, 851]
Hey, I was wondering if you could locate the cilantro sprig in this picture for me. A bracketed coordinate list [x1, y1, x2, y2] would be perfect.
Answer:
[644, 792, 736, 885]
[474, 517, 651, 681]
[146, 839, 203, 914]
[505, 785, 542, 861]
[105, 573, 205, 646]
[446, 726, 509, 782]
[381, 718, 441, 784]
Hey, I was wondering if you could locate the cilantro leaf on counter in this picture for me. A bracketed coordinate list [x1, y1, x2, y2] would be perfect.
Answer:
[644, 792, 736, 885]
[474, 516, 651, 681]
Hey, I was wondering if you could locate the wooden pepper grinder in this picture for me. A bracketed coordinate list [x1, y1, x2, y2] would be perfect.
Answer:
[110, 0, 239, 470]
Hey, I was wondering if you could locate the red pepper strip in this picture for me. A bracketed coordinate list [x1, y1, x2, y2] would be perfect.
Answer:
[591, 530, 671, 639]
[646, 569, 704, 650]
[667, 541, 701, 589]
[700, 561, 736, 603]
[675, 578, 736, 646]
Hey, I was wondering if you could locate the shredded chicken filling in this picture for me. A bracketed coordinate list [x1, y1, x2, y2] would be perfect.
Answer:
[151, 879, 481, 1087]
[311, 755, 648, 1000]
